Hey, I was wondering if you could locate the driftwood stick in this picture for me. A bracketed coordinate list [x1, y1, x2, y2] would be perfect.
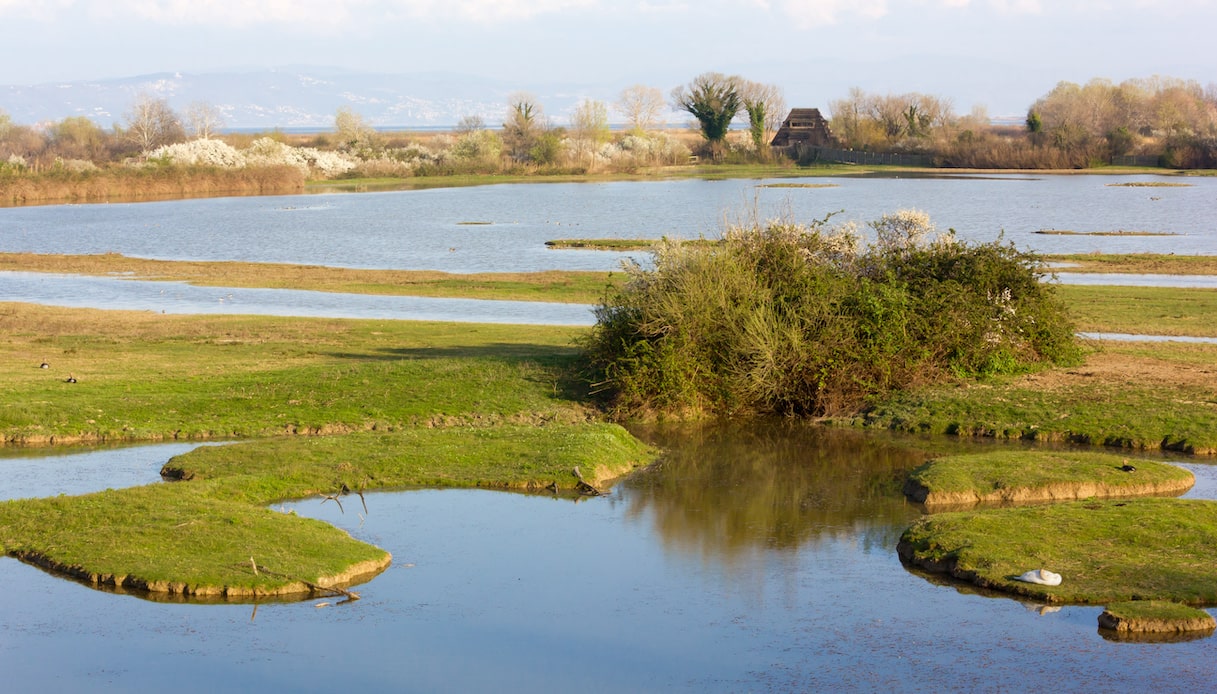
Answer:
[571, 466, 603, 496]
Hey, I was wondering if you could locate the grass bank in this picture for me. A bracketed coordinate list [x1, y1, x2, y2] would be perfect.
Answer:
[903, 450, 1194, 507]
[859, 341, 1217, 455]
[0, 423, 653, 598]
[0, 252, 617, 304]
[897, 497, 1217, 605]
[1057, 284, 1217, 337]
[1046, 253, 1217, 275]
[0, 303, 593, 444]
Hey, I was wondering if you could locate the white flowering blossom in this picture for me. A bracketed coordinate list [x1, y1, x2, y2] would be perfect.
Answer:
[147, 138, 246, 168]
[4, 153, 26, 170]
[244, 137, 358, 178]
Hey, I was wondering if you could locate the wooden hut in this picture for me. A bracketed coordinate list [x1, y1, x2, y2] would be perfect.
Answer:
[770, 108, 833, 148]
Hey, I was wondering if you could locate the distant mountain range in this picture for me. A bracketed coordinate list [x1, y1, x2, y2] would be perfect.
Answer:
[5, 60, 1186, 131]
[0, 66, 657, 130]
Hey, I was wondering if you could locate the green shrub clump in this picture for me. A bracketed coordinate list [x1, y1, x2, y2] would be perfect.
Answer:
[584, 209, 1079, 417]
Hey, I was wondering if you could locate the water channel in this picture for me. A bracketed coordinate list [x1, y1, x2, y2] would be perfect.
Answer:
[2, 175, 1216, 690]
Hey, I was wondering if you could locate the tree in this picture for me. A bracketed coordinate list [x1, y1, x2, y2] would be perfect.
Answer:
[334, 107, 378, 153]
[124, 95, 185, 152]
[455, 114, 485, 134]
[185, 101, 225, 139]
[502, 92, 545, 163]
[615, 85, 666, 134]
[569, 99, 610, 169]
[671, 72, 741, 159]
[49, 116, 110, 161]
[736, 79, 786, 154]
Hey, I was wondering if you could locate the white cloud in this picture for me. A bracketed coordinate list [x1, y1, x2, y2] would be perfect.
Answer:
[0, 0, 598, 26]
[773, 0, 890, 28]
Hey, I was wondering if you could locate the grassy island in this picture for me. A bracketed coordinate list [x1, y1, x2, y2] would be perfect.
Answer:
[898, 497, 1217, 606]
[0, 424, 652, 599]
[903, 450, 1194, 508]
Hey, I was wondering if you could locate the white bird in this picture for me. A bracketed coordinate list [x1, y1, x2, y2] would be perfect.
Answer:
[1015, 569, 1062, 586]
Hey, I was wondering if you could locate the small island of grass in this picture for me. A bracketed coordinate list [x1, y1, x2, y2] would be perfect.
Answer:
[0, 423, 654, 600]
[1099, 600, 1216, 636]
[903, 450, 1194, 508]
[898, 497, 1217, 608]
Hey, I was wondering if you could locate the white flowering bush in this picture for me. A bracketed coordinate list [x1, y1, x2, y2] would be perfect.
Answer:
[2, 153, 27, 172]
[54, 158, 99, 173]
[244, 137, 358, 178]
[147, 138, 246, 168]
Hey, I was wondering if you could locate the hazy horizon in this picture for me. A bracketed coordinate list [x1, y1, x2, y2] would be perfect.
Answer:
[2, 1, 1215, 123]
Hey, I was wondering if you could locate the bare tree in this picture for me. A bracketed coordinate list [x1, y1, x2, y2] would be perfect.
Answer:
[736, 79, 786, 153]
[334, 107, 378, 152]
[49, 116, 111, 161]
[569, 99, 611, 170]
[455, 114, 485, 134]
[615, 85, 666, 134]
[124, 95, 185, 152]
[185, 101, 225, 139]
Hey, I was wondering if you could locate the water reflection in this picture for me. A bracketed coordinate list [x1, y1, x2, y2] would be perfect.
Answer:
[624, 421, 927, 560]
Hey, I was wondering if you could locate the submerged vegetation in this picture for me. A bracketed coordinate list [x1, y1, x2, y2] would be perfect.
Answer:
[584, 210, 1079, 418]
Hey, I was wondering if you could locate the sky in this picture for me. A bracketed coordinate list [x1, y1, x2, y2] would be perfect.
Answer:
[2, 0, 1215, 118]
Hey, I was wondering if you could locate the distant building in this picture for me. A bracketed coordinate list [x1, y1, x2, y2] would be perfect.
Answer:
[770, 108, 834, 148]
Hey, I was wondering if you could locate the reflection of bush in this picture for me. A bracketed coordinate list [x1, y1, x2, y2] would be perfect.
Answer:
[622, 421, 926, 563]
[585, 211, 1079, 418]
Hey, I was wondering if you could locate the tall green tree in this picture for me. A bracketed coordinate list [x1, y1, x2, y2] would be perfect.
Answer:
[672, 72, 741, 158]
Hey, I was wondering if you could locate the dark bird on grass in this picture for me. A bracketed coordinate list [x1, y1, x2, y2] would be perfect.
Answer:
[1120, 460, 1136, 472]
[40, 360, 50, 369]
[65, 374, 77, 383]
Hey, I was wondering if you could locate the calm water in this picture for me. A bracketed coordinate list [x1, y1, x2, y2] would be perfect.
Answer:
[3, 177, 1217, 690]
[1, 426, 1215, 691]
[2, 175, 1215, 275]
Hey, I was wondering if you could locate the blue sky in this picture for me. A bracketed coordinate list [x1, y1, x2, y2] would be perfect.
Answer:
[2, 1, 1214, 117]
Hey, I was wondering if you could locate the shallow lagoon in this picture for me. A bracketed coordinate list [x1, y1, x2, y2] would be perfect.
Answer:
[2, 174, 1215, 275]
[1, 427, 1216, 691]
[3, 175, 1217, 690]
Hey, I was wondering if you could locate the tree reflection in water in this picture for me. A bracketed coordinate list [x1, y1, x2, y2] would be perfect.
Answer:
[621, 420, 930, 566]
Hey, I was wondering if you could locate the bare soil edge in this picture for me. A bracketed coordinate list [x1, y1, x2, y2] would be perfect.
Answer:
[1098, 609, 1216, 635]
[8, 549, 392, 599]
[902, 475, 1195, 509]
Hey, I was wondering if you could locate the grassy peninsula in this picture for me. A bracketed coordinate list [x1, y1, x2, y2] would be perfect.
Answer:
[0, 424, 651, 598]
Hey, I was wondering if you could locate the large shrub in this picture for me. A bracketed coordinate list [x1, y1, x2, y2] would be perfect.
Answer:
[584, 210, 1079, 418]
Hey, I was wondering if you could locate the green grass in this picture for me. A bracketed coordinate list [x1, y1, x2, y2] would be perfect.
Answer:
[1045, 253, 1217, 275]
[0, 485, 387, 595]
[898, 497, 1217, 604]
[905, 450, 1193, 505]
[1103, 600, 1212, 621]
[0, 423, 653, 597]
[1057, 285, 1217, 337]
[165, 423, 655, 504]
[1, 305, 593, 443]
[859, 342, 1217, 455]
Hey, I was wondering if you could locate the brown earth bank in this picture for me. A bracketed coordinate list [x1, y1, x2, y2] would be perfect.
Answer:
[903, 476, 1195, 508]
[9, 549, 392, 599]
[1098, 608, 1217, 635]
